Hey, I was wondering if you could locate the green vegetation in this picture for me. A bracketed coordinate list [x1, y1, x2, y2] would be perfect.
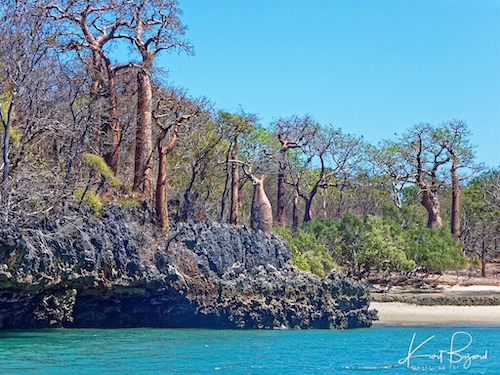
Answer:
[406, 227, 465, 273]
[274, 225, 336, 277]
[73, 188, 103, 213]
[277, 213, 466, 278]
[83, 153, 121, 188]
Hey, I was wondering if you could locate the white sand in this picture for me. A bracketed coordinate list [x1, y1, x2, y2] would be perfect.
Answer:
[371, 302, 500, 325]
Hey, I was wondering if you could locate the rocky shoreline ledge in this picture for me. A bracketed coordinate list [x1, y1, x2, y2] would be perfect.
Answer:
[0, 205, 376, 329]
[371, 285, 500, 306]
[371, 291, 500, 306]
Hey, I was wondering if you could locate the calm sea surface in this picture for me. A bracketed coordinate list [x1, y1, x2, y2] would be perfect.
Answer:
[0, 325, 497, 374]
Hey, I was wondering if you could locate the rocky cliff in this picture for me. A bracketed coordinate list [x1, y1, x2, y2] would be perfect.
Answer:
[0, 204, 376, 329]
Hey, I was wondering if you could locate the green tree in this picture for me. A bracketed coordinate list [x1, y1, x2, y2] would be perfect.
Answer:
[334, 213, 415, 278]
[274, 225, 335, 277]
[406, 227, 466, 273]
[362, 215, 416, 276]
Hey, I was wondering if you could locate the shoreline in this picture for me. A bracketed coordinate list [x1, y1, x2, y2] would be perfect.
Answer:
[371, 302, 500, 326]
[370, 283, 500, 325]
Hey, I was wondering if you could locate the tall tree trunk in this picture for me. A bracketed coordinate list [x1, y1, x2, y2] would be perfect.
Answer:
[2, 120, 10, 210]
[276, 155, 286, 225]
[90, 53, 102, 155]
[418, 180, 443, 229]
[105, 64, 120, 174]
[481, 226, 487, 277]
[250, 175, 273, 233]
[421, 188, 443, 229]
[134, 69, 153, 199]
[303, 184, 319, 223]
[303, 197, 313, 223]
[220, 145, 231, 222]
[450, 159, 461, 239]
[182, 164, 197, 221]
[229, 139, 239, 225]
[156, 144, 168, 232]
[1, 94, 15, 213]
[276, 172, 286, 226]
[155, 128, 178, 232]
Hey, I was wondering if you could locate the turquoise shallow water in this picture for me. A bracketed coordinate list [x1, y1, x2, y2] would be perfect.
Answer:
[0, 326, 497, 374]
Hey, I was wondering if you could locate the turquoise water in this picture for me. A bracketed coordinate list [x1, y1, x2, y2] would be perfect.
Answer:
[0, 326, 497, 374]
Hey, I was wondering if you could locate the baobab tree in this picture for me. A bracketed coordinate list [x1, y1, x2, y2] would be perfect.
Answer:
[119, 0, 193, 199]
[247, 171, 273, 234]
[437, 119, 481, 239]
[152, 87, 202, 232]
[225, 124, 275, 233]
[289, 126, 362, 223]
[47, 0, 128, 173]
[271, 114, 318, 226]
[371, 123, 450, 229]
[217, 111, 256, 225]
[229, 160, 273, 234]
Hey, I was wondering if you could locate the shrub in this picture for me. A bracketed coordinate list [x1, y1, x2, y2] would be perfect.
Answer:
[274, 225, 336, 277]
[83, 152, 121, 188]
[73, 188, 103, 213]
[406, 227, 466, 273]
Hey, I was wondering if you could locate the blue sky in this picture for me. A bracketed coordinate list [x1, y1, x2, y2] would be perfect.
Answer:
[158, 0, 500, 168]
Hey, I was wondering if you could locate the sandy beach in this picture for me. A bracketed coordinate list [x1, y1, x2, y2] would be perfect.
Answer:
[369, 274, 500, 325]
[371, 302, 500, 325]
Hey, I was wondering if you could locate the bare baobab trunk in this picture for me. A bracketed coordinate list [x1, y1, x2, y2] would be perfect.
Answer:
[420, 186, 443, 229]
[134, 69, 153, 198]
[450, 158, 461, 239]
[250, 175, 273, 233]
[229, 138, 239, 225]
[89, 52, 103, 156]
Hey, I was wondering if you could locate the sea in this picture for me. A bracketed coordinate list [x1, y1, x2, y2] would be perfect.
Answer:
[0, 325, 497, 374]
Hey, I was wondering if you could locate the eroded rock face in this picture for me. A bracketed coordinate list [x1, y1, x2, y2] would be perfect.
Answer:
[0, 205, 376, 329]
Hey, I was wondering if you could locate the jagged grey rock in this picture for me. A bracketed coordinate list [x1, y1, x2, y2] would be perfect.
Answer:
[0, 204, 376, 329]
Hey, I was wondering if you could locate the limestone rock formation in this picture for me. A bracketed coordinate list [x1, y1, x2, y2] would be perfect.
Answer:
[0, 204, 376, 329]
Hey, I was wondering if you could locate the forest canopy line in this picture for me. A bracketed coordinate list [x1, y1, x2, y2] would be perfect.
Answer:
[1, 0, 499, 279]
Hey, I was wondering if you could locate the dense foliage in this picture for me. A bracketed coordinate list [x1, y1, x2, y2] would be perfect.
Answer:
[277, 213, 466, 278]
